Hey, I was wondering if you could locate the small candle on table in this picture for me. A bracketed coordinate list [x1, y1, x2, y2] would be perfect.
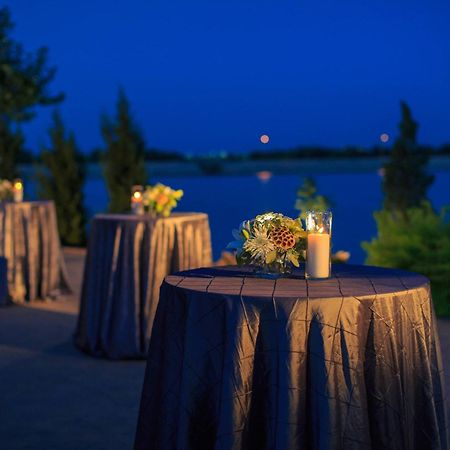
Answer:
[13, 179, 23, 203]
[131, 190, 144, 215]
[307, 228, 330, 278]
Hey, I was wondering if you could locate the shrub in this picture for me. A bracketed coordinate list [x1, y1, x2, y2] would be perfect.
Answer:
[363, 204, 450, 316]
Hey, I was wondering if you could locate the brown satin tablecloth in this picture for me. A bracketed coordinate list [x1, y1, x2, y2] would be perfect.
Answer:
[134, 264, 448, 450]
[0, 201, 71, 303]
[74, 212, 212, 359]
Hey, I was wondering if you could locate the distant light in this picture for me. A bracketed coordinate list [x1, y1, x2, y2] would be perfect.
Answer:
[260, 134, 270, 144]
[380, 133, 389, 143]
[256, 170, 273, 182]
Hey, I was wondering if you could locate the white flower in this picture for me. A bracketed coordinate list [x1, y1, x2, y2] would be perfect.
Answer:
[243, 226, 275, 262]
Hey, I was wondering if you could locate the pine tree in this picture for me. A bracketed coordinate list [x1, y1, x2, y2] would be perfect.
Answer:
[364, 103, 450, 315]
[383, 101, 434, 213]
[102, 89, 148, 213]
[38, 112, 86, 246]
[0, 120, 23, 178]
[0, 7, 63, 175]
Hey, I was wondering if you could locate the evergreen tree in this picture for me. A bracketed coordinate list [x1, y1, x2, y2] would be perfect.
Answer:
[383, 101, 434, 213]
[0, 7, 63, 175]
[38, 112, 86, 246]
[102, 89, 148, 213]
[364, 103, 450, 315]
[0, 120, 23, 178]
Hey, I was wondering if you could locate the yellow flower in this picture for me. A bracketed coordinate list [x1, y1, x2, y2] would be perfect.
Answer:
[173, 189, 184, 200]
[142, 183, 183, 216]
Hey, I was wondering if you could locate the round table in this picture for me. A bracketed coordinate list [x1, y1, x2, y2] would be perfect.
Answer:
[74, 212, 212, 359]
[134, 265, 448, 450]
[0, 256, 7, 305]
[0, 201, 71, 303]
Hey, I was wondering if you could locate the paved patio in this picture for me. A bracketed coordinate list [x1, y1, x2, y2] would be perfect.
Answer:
[0, 248, 449, 450]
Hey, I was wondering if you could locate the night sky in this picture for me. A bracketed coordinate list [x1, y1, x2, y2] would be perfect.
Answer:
[7, 0, 450, 154]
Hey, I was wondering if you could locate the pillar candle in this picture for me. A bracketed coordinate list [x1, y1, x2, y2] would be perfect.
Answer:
[307, 232, 330, 278]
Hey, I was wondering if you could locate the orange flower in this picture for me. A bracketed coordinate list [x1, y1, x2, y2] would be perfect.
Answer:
[156, 193, 170, 206]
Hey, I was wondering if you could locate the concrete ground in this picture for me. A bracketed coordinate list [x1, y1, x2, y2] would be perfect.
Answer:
[0, 249, 145, 450]
[1, 249, 450, 450]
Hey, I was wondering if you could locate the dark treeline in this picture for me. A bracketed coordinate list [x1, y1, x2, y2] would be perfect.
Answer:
[248, 143, 450, 160]
[16, 142, 450, 165]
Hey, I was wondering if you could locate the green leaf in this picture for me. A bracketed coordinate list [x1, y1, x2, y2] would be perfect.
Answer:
[287, 252, 300, 267]
[265, 250, 277, 264]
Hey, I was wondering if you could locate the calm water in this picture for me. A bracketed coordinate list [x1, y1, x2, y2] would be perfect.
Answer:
[24, 170, 450, 264]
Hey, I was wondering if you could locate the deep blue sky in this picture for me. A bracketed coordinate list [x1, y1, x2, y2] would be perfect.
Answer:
[7, 0, 450, 154]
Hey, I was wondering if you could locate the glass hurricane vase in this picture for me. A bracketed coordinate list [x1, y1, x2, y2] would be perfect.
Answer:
[254, 256, 293, 279]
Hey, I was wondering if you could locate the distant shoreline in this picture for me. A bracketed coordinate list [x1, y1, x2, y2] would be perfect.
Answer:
[19, 155, 450, 178]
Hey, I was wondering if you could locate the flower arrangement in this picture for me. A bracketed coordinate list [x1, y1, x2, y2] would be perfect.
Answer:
[227, 212, 307, 275]
[0, 179, 13, 201]
[142, 183, 184, 217]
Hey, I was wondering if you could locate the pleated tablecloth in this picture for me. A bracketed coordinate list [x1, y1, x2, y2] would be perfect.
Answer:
[74, 212, 212, 359]
[0, 256, 7, 305]
[134, 264, 448, 450]
[0, 201, 71, 303]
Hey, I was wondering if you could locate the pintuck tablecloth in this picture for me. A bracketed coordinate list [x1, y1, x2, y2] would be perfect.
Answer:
[134, 264, 448, 450]
[74, 212, 212, 359]
[0, 201, 71, 303]
[0, 257, 7, 305]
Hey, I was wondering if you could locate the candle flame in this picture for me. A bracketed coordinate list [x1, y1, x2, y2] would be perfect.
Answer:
[133, 191, 142, 200]
[14, 181, 23, 190]
[318, 226, 324, 233]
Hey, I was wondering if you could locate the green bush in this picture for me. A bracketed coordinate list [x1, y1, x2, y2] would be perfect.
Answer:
[363, 204, 450, 316]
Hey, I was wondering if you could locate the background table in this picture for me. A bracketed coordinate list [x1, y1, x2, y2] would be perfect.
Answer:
[0, 257, 7, 305]
[134, 265, 448, 450]
[74, 212, 212, 359]
[0, 201, 71, 303]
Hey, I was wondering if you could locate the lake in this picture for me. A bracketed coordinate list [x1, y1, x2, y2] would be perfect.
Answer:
[22, 163, 450, 264]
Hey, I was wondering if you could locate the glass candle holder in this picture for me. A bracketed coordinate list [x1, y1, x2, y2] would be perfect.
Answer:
[131, 185, 144, 215]
[13, 179, 23, 203]
[305, 211, 332, 279]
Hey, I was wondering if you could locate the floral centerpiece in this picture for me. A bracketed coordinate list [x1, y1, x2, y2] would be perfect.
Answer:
[142, 183, 184, 217]
[227, 212, 307, 276]
[0, 179, 13, 201]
